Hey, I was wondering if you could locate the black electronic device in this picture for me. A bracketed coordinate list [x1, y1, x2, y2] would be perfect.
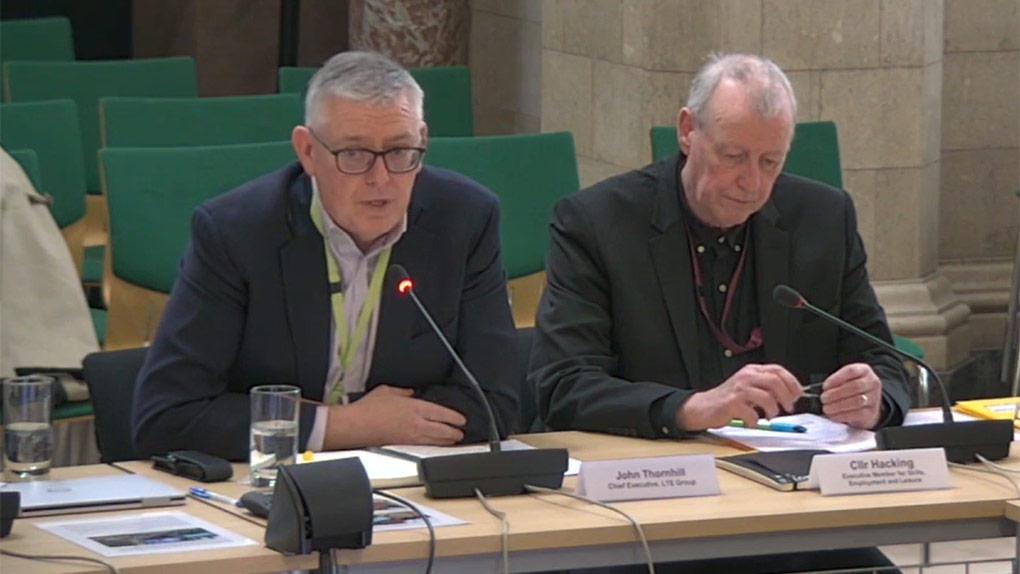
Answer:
[151, 450, 233, 482]
[390, 264, 568, 498]
[264, 458, 373, 556]
[772, 284, 1013, 463]
[0, 491, 19, 537]
[239, 491, 273, 518]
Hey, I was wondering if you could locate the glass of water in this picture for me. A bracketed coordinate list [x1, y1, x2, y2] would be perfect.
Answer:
[3, 375, 54, 481]
[249, 385, 300, 488]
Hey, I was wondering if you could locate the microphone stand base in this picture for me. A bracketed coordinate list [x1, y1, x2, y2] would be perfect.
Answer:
[418, 448, 569, 499]
[875, 420, 1013, 464]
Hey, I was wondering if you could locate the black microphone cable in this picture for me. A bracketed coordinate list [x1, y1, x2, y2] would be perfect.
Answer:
[371, 489, 435, 574]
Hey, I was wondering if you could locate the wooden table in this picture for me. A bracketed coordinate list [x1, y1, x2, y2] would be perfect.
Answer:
[2, 431, 1019, 573]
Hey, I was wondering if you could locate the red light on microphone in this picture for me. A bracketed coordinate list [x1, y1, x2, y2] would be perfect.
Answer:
[397, 278, 414, 295]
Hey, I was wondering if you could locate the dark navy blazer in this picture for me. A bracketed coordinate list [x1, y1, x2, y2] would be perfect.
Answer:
[132, 163, 518, 460]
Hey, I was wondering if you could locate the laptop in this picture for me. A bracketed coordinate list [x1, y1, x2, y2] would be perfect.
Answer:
[0, 474, 186, 517]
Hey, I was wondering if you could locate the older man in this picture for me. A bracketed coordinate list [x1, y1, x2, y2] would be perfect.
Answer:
[531, 51, 907, 574]
[133, 51, 518, 460]
[532, 53, 909, 439]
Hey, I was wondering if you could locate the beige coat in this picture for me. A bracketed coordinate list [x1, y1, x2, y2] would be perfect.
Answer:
[1, 149, 98, 376]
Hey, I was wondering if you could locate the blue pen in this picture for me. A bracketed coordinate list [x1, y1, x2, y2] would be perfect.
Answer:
[727, 420, 807, 433]
[189, 487, 241, 506]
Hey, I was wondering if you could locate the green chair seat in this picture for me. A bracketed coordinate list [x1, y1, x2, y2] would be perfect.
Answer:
[893, 334, 924, 361]
[53, 400, 94, 421]
[425, 132, 579, 279]
[89, 307, 108, 346]
[279, 65, 474, 137]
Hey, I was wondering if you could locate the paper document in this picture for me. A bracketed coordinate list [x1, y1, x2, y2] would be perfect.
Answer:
[708, 413, 876, 453]
[35, 511, 256, 557]
[903, 409, 977, 426]
[379, 439, 582, 476]
[298, 449, 419, 488]
[373, 494, 465, 532]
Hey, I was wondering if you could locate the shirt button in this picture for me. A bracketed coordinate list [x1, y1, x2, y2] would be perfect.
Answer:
[723, 349, 733, 358]
[661, 426, 670, 435]
[717, 236, 726, 244]
[734, 244, 742, 252]
[696, 245, 705, 254]
[718, 283, 728, 293]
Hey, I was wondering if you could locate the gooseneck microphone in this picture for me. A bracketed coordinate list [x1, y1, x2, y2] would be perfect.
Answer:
[390, 264, 568, 498]
[772, 284, 1012, 463]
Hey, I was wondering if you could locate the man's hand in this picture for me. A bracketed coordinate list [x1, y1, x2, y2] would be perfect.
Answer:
[820, 363, 883, 429]
[323, 385, 467, 450]
[676, 364, 803, 431]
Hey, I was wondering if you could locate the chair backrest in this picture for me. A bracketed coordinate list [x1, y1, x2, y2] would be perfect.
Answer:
[0, 17, 75, 66]
[83, 346, 147, 462]
[0, 99, 87, 227]
[6, 148, 40, 190]
[4, 57, 199, 193]
[278, 65, 474, 136]
[100, 141, 296, 294]
[649, 121, 844, 188]
[425, 132, 579, 279]
[100, 94, 303, 148]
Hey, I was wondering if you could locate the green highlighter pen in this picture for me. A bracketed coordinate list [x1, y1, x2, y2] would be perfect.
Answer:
[727, 420, 807, 433]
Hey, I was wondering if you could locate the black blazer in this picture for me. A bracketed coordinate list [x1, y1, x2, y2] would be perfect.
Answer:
[530, 154, 910, 438]
[133, 163, 518, 460]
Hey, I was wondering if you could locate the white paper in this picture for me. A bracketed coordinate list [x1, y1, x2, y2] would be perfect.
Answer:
[35, 511, 256, 557]
[576, 455, 719, 502]
[298, 449, 419, 483]
[903, 409, 977, 425]
[707, 413, 876, 453]
[379, 439, 582, 476]
[372, 494, 465, 532]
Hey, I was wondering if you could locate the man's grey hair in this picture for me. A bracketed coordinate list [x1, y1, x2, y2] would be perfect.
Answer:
[304, 51, 424, 127]
[686, 53, 797, 126]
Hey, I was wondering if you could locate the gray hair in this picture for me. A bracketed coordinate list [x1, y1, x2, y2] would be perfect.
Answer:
[686, 53, 797, 125]
[304, 51, 424, 127]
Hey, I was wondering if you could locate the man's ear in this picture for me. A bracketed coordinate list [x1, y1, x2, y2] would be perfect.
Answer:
[677, 107, 696, 155]
[291, 126, 316, 176]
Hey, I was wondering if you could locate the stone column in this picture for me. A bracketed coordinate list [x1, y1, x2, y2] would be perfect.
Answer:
[348, 0, 470, 67]
[938, 0, 1020, 354]
[542, 0, 970, 370]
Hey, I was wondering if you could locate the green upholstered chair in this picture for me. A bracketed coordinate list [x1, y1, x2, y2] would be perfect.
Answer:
[0, 100, 88, 267]
[5, 57, 199, 291]
[99, 141, 296, 348]
[0, 17, 74, 66]
[650, 121, 843, 188]
[425, 132, 579, 326]
[278, 65, 474, 137]
[7, 148, 40, 189]
[100, 94, 303, 148]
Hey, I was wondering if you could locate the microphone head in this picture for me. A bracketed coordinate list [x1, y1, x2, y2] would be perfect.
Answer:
[772, 284, 805, 309]
[389, 264, 414, 295]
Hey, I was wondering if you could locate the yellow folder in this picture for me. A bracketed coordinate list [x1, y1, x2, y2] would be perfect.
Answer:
[955, 397, 1020, 429]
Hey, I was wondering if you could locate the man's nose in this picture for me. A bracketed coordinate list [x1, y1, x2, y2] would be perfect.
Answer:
[737, 160, 762, 192]
[364, 155, 391, 185]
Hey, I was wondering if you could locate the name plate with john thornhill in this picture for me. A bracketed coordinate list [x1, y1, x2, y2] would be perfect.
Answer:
[575, 455, 720, 502]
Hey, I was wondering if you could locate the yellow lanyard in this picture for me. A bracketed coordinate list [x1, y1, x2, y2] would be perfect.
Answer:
[309, 192, 392, 405]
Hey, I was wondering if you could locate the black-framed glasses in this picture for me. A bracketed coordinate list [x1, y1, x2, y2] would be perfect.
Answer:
[307, 127, 426, 175]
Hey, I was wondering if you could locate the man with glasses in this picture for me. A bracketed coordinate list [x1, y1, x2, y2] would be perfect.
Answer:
[133, 51, 518, 460]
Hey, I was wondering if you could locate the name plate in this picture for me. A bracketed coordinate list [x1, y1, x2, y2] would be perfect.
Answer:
[808, 448, 951, 495]
[576, 455, 719, 502]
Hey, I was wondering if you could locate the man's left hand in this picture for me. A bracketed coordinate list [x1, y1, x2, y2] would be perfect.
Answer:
[820, 363, 883, 429]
